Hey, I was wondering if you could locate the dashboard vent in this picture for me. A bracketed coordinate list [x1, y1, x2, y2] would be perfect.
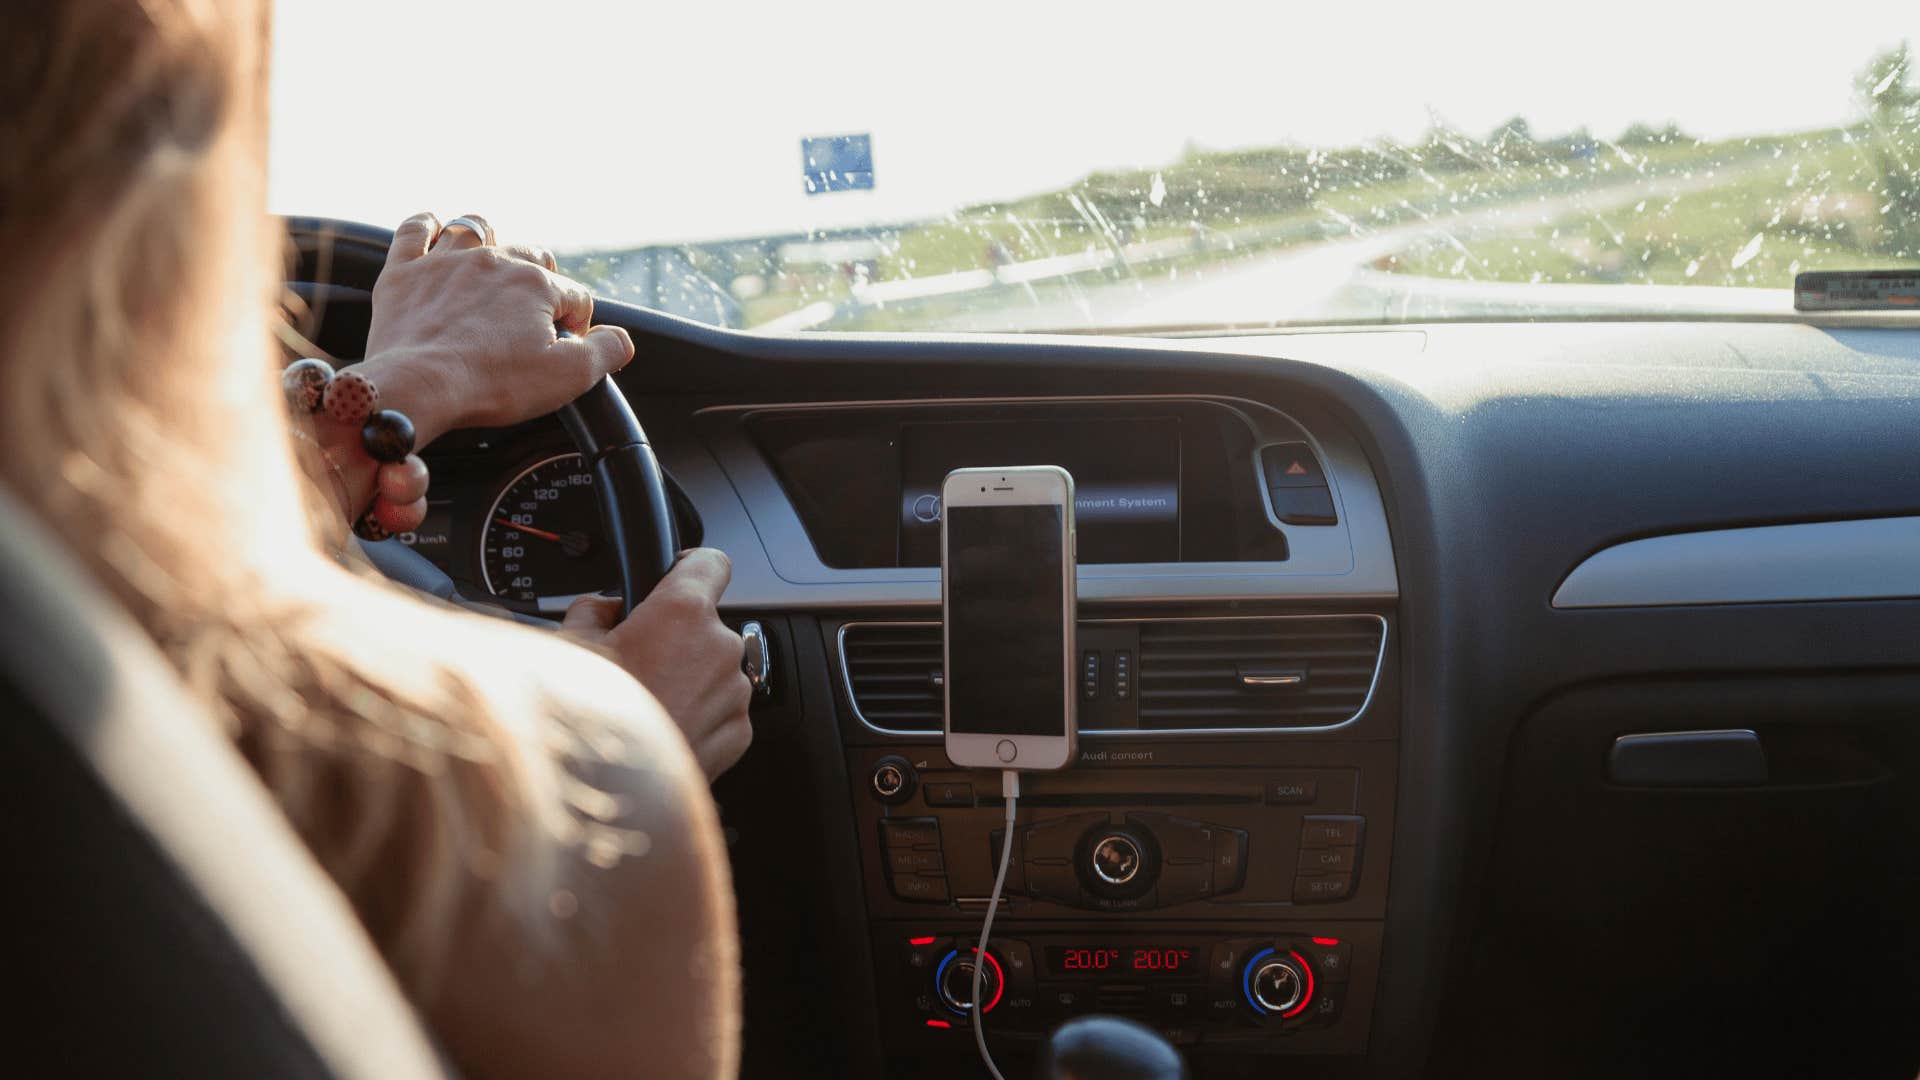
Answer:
[1136, 616, 1384, 730]
[840, 623, 943, 732]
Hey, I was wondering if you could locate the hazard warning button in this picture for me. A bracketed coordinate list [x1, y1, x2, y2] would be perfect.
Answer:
[1260, 443, 1327, 488]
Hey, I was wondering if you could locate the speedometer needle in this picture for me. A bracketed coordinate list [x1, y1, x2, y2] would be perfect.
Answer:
[495, 517, 563, 542]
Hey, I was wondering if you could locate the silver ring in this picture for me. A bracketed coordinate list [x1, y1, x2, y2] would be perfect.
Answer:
[440, 214, 494, 246]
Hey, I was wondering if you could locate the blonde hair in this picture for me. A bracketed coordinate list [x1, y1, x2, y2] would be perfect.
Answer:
[0, 0, 608, 991]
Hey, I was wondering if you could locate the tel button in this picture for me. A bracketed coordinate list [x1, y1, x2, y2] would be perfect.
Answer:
[1300, 815, 1363, 849]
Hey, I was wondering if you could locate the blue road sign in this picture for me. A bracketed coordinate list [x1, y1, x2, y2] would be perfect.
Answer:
[802, 134, 874, 194]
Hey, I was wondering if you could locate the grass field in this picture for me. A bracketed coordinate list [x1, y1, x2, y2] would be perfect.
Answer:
[561, 121, 1920, 330]
[1386, 130, 1920, 287]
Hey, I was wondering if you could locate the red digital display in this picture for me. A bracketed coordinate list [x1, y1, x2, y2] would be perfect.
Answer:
[1045, 945, 1199, 977]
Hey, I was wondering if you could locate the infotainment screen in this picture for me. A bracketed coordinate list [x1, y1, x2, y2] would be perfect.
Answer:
[900, 417, 1179, 565]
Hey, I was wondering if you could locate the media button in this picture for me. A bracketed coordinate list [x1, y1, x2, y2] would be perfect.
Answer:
[889, 847, 944, 874]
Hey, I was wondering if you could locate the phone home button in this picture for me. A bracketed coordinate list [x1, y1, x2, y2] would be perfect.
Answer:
[995, 739, 1018, 764]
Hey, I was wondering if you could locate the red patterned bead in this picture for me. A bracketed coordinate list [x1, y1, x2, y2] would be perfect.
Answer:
[323, 369, 379, 425]
[281, 358, 334, 413]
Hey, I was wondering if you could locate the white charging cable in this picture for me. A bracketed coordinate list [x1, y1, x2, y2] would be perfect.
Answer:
[972, 769, 1021, 1080]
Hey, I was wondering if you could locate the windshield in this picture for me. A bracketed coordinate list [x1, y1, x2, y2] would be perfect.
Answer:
[269, 1, 1920, 333]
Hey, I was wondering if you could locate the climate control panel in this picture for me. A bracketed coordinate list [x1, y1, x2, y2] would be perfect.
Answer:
[882, 928, 1376, 1055]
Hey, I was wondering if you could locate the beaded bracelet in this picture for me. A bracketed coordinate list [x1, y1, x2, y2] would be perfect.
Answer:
[281, 358, 428, 541]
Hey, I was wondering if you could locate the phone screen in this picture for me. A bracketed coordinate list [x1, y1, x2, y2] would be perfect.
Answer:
[945, 503, 1067, 737]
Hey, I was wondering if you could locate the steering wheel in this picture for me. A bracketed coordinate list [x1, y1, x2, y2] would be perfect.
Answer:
[555, 370, 680, 615]
[284, 218, 677, 616]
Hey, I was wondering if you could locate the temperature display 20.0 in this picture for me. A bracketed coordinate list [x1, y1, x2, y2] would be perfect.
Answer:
[1044, 945, 1199, 977]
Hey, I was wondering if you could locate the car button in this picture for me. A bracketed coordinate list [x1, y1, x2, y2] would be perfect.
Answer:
[1261, 443, 1327, 488]
[1298, 845, 1357, 874]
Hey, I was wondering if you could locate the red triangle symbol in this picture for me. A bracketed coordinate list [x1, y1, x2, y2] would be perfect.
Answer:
[1285, 461, 1308, 475]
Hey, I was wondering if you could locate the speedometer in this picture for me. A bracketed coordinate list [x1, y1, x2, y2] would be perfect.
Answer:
[479, 452, 616, 606]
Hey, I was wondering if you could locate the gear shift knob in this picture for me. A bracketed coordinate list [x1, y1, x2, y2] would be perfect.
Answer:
[1034, 1016, 1187, 1080]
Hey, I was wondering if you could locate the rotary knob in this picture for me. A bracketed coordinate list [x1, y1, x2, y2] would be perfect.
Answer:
[935, 948, 1005, 1015]
[1244, 948, 1314, 1017]
[870, 755, 915, 804]
[1079, 825, 1157, 899]
[1090, 833, 1143, 886]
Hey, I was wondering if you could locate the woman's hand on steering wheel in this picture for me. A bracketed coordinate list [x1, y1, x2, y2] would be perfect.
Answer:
[356, 211, 635, 446]
[561, 549, 755, 781]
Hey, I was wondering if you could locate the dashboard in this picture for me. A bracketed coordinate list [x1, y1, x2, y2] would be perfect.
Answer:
[293, 234, 1920, 1079]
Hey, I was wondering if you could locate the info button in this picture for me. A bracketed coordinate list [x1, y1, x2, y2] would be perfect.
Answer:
[1265, 776, 1319, 805]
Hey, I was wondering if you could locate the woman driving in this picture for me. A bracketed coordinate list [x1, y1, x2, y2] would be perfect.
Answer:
[2, 1, 748, 1076]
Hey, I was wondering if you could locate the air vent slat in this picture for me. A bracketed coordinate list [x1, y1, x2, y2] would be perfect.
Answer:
[842, 623, 945, 733]
[1136, 616, 1383, 730]
[842, 616, 1383, 734]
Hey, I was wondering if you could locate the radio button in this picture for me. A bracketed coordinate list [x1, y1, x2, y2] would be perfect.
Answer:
[1211, 827, 1249, 894]
[1292, 873, 1352, 903]
[881, 819, 942, 849]
[1298, 845, 1358, 874]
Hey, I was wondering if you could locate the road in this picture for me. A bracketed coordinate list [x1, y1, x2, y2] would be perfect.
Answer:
[883, 162, 1782, 332]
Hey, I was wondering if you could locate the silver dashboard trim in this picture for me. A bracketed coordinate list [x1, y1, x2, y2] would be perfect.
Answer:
[685, 392, 1398, 609]
[836, 612, 1389, 739]
[1552, 516, 1920, 609]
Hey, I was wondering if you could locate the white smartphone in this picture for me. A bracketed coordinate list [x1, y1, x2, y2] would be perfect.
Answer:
[941, 465, 1078, 771]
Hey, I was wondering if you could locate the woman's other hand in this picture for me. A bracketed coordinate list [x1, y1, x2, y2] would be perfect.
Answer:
[561, 549, 754, 781]
[359, 211, 634, 445]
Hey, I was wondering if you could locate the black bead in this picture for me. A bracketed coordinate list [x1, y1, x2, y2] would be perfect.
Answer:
[353, 513, 393, 542]
[359, 409, 415, 463]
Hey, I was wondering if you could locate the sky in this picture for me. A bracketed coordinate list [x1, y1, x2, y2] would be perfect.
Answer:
[268, 0, 1918, 252]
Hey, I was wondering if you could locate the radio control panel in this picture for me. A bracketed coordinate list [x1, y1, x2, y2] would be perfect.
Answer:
[849, 740, 1397, 1060]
